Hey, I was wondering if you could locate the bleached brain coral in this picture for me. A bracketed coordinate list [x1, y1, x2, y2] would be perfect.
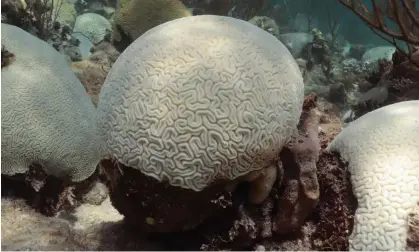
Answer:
[1, 23, 102, 182]
[98, 15, 304, 191]
[327, 100, 419, 250]
[73, 13, 112, 45]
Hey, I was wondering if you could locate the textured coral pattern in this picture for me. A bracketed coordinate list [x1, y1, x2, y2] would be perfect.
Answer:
[74, 13, 112, 44]
[98, 15, 304, 191]
[113, 0, 191, 42]
[327, 100, 419, 250]
[1, 24, 101, 182]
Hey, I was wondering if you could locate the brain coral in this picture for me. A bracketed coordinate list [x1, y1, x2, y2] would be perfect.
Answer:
[98, 15, 304, 191]
[73, 13, 112, 45]
[327, 100, 419, 250]
[112, 0, 191, 49]
[1, 23, 102, 182]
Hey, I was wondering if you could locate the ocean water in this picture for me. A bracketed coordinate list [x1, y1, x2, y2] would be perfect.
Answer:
[270, 0, 419, 47]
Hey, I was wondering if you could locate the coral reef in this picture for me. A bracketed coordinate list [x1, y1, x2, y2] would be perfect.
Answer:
[303, 29, 334, 78]
[2, 94, 358, 251]
[3, 0, 419, 250]
[97, 14, 304, 233]
[352, 49, 419, 119]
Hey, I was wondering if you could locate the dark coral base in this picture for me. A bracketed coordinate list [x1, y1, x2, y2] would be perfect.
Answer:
[100, 159, 233, 233]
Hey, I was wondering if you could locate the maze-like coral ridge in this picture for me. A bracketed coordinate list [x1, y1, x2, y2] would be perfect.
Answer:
[98, 15, 304, 191]
[327, 100, 419, 250]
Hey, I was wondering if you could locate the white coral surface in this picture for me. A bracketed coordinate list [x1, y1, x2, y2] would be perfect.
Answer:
[1, 23, 101, 182]
[97, 15, 304, 191]
[327, 100, 419, 251]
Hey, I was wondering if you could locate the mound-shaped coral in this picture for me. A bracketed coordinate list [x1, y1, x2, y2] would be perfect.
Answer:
[73, 13, 112, 45]
[98, 15, 304, 232]
[112, 0, 191, 52]
[1, 23, 102, 183]
[327, 100, 419, 250]
[99, 14, 304, 191]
